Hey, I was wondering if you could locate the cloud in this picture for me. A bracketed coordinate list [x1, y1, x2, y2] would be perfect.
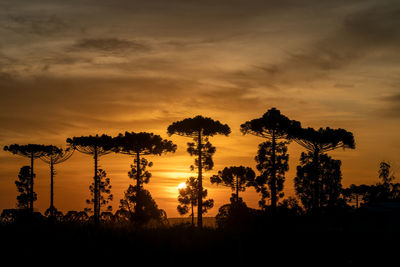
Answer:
[2, 14, 68, 36]
[69, 38, 151, 54]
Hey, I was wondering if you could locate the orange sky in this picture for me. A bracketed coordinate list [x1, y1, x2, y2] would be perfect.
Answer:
[0, 0, 399, 217]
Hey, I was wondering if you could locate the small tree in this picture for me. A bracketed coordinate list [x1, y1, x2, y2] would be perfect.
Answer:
[66, 134, 114, 224]
[119, 185, 167, 226]
[210, 166, 255, 203]
[241, 108, 300, 213]
[85, 169, 113, 217]
[15, 166, 36, 210]
[294, 152, 343, 213]
[378, 161, 395, 187]
[255, 141, 289, 210]
[177, 177, 214, 226]
[4, 144, 55, 212]
[40, 146, 74, 218]
[168, 115, 230, 228]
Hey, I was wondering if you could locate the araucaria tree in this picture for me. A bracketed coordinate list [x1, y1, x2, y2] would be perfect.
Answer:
[255, 141, 289, 210]
[291, 127, 355, 213]
[85, 169, 113, 216]
[177, 177, 214, 226]
[168, 115, 230, 228]
[15, 166, 36, 209]
[295, 153, 343, 212]
[113, 132, 176, 223]
[40, 146, 74, 218]
[241, 108, 299, 212]
[210, 166, 255, 203]
[66, 134, 114, 224]
[4, 144, 55, 212]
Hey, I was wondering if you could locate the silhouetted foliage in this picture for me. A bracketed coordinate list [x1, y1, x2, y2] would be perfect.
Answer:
[113, 131, 176, 220]
[15, 166, 36, 209]
[85, 169, 113, 216]
[255, 141, 289, 210]
[40, 146, 74, 219]
[4, 144, 56, 212]
[118, 185, 167, 226]
[241, 107, 300, 212]
[168, 115, 230, 227]
[63, 211, 89, 223]
[291, 126, 355, 213]
[277, 197, 304, 216]
[345, 162, 400, 207]
[295, 152, 344, 213]
[210, 166, 255, 203]
[177, 177, 214, 226]
[66, 134, 113, 223]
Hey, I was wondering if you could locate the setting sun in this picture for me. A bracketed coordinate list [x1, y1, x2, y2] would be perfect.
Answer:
[177, 182, 187, 190]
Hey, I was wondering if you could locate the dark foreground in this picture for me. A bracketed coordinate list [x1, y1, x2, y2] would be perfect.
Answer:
[0, 214, 399, 265]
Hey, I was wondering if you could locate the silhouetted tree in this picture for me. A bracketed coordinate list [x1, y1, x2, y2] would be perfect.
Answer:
[168, 115, 230, 227]
[255, 141, 289, 210]
[295, 152, 343, 213]
[378, 161, 395, 188]
[210, 166, 255, 203]
[85, 169, 113, 217]
[119, 185, 167, 226]
[40, 146, 74, 219]
[342, 184, 369, 208]
[66, 134, 113, 224]
[4, 144, 55, 212]
[291, 127, 355, 213]
[177, 177, 214, 226]
[241, 108, 300, 213]
[113, 131, 176, 218]
[15, 166, 36, 209]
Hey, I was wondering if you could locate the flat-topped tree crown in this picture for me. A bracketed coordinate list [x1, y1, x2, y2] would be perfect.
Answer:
[4, 144, 57, 158]
[167, 115, 231, 137]
[66, 134, 113, 156]
[292, 127, 355, 152]
[240, 107, 301, 139]
[113, 132, 177, 155]
[40, 146, 74, 165]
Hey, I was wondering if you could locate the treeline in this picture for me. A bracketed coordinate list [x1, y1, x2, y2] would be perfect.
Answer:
[1, 108, 398, 229]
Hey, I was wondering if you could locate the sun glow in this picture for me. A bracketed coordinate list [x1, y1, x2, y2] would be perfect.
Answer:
[177, 182, 187, 190]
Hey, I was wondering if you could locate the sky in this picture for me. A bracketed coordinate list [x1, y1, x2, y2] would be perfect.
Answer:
[0, 0, 399, 217]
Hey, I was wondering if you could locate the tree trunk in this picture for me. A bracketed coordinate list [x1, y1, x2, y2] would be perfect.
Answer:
[50, 159, 54, 218]
[30, 152, 34, 213]
[271, 130, 277, 213]
[236, 175, 239, 203]
[94, 147, 99, 224]
[312, 149, 320, 215]
[197, 130, 203, 228]
[191, 200, 194, 227]
[136, 151, 142, 219]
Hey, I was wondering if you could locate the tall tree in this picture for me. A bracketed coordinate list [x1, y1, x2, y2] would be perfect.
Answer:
[378, 161, 395, 187]
[113, 131, 176, 219]
[255, 141, 289, 210]
[66, 134, 114, 224]
[210, 166, 255, 203]
[168, 115, 230, 227]
[291, 127, 355, 213]
[15, 166, 36, 210]
[113, 132, 176, 188]
[40, 146, 74, 218]
[294, 152, 343, 213]
[241, 107, 299, 212]
[85, 169, 113, 217]
[4, 144, 55, 212]
[177, 177, 214, 226]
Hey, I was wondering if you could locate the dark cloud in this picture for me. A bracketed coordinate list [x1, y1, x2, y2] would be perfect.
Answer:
[69, 38, 150, 54]
[2, 15, 68, 36]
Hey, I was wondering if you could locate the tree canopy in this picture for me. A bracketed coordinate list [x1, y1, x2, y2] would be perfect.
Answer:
[66, 134, 114, 156]
[240, 107, 301, 139]
[113, 131, 177, 155]
[167, 115, 231, 137]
